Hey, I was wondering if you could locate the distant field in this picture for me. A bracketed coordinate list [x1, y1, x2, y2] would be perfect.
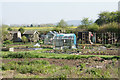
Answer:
[10, 26, 77, 31]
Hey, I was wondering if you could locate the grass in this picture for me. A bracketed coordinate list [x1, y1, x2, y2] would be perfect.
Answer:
[2, 48, 119, 78]
[4, 43, 34, 48]
[2, 59, 119, 78]
[2, 49, 120, 59]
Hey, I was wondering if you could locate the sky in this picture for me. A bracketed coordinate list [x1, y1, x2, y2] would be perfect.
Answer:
[1, 1, 119, 25]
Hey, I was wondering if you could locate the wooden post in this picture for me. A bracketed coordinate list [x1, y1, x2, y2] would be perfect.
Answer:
[95, 33, 96, 44]
[112, 33, 113, 44]
[102, 33, 103, 44]
[101, 33, 102, 44]
[114, 33, 116, 44]
[82, 33, 83, 44]
[105, 33, 106, 44]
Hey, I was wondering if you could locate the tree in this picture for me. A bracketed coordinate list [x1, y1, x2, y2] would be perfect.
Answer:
[1, 25, 9, 42]
[30, 24, 33, 27]
[7, 27, 12, 31]
[81, 18, 93, 26]
[18, 27, 24, 34]
[56, 19, 68, 33]
[21, 36, 28, 43]
[81, 18, 93, 29]
[95, 11, 119, 26]
[57, 19, 68, 28]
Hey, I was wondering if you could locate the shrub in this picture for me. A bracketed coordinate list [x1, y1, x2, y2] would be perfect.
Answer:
[115, 43, 120, 48]
[18, 27, 24, 34]
[99, 22, 118, 33]
[104, 44, 111, 48]
[3, 40, 13, 44]
[88, 23, 99, 32]
[29, 60, 49, 65]
[21, 36, 28, 43]
[38, 40, 44, 44]
[7, 27, 12, 31]
[61, 65, 70, 70]
[17, 65, 30, 74]
[2, 64, 10, 70]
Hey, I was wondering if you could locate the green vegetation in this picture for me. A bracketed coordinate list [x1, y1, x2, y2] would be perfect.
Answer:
[2, 60, 72, 78]
[7, 27, 12, 31]
[2, 49, 120, 59]
[81, 17, 93, 28]
[57, 19, 68, 28]
[18, 27, 25, 34]
[88, 23, 99, 32]
[99, 22, 119, 33]
[3, 40, 13, 45]
[104, 44, 112, 48]
[2, 58, 119, 78]
[21, 36, 28, 43]
[95, 11, 119, 26]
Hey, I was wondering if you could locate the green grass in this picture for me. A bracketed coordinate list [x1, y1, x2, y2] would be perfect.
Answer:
[2, 59, 119, 78]
[2, 49, 120, 60]
[4, 43, 34, 48]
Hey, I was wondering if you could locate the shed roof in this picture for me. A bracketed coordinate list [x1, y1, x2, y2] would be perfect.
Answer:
[8, 31, 19, 34]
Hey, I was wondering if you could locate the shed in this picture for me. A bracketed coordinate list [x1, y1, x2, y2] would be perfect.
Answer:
[8, 31, 22, 42]
[44, 31, 56, 45]
[23, 30, 39, 42]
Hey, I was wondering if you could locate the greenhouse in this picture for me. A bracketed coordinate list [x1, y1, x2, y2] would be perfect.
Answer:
[53, 33, 76, 49]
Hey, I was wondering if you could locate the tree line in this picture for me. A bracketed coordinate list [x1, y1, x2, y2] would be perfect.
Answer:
[1, 11, 120, 42]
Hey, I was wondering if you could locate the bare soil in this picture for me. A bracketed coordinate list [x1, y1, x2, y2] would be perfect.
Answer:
[2, 57, 117, 68]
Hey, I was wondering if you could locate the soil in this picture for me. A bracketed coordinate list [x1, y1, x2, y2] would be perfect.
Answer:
[1, 57, 119, 78]
[2, 57, 117, 68]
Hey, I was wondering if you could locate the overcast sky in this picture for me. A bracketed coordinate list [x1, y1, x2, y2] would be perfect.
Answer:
[2, 1, 119, 25]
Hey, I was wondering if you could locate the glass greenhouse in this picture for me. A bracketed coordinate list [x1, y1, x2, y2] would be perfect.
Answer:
[44, 31, 76, 49]
[53, 33, 76, 49]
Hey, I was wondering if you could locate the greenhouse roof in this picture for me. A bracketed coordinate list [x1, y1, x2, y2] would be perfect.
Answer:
[53, 33, 76, 45]
[56, 33, 75, 36]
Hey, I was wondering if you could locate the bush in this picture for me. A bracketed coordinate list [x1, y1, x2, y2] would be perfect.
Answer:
[38, 40, 43, 44]
[104, 44, 111, 48]
[21, 36, 28, 43]
[17, 65, 31, 74]
[115, 43, 120, 47]
[99, 22, 119, 33]
[88, 23, 99, 32]
[2, 64, 10, 70]
[7, 27, 12, 31]
[18, 27, 24, 34]
[3, 40, 13, 44]
[29, 60, 49, 65]
[61, 65, 70, 70]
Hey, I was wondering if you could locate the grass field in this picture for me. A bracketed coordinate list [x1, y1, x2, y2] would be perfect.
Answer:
[1, 43, 120, 78]
[2, 59, 118, 78]
[2, 49, 120, 59]
[1, 48, 120, 78]
[10, 26, 77, 31]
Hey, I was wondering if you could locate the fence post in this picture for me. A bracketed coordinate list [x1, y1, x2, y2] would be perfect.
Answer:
[102, 33, 103, 44]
